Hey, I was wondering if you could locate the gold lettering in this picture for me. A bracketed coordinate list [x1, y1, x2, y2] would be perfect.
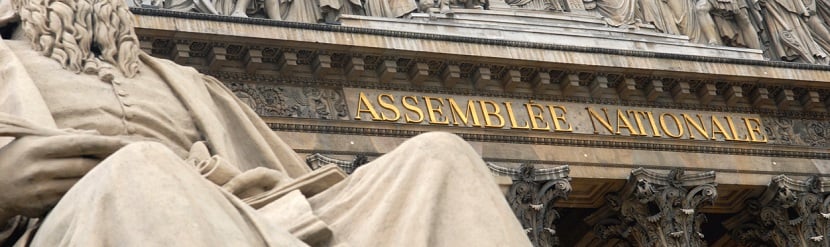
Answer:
[524, 103, 550, 131]
[682, 114, 710, 140]
[402, 96, 424, 123]
[354, 92, 381, 120]
[504, 102, 530, 130]
[725, 116, 749, 142]
[479, 100, 505, 128]
[547, 105, 573, 132]
[627, 110, 648, 136]
[377, 94, 400, 122]
[586, 107, 614, 134]
[423, 96, 450, 125]
[644, 111, 661, 137]
[615, 109, 639, 135]
[743, 117, 768, 143]
[660, 113, 684, 138]
[710, 116, 733, 141]
[447, 98, 482, 127]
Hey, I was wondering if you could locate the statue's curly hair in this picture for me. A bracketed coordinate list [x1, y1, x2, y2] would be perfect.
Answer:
[13, 0, 140, 78]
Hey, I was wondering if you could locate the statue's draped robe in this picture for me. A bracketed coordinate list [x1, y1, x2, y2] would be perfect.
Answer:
[271, 0, 359, 22]
[595, 0, 639, 27]
[595, 0, 686, 35]
[364, 0, 417, 18]
[706, 0, 747, 45]
[273, 0, 321, 22]
[638, 0, 681, 34]
[762, 0, 828, 63]
[0, 38, 531, 246]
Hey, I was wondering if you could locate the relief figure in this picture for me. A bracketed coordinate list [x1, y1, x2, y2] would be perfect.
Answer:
[695, 0, 762, 47]
[759, 0, 830, 63]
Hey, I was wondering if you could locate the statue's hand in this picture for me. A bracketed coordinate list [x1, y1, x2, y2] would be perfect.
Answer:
[223, 167, 286, 199]
[0, 134, 131, 221]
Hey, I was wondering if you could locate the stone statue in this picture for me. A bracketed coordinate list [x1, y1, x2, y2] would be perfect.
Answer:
[592, 0, 640, 27]
[504, 0, 565, 11]
[363, 0, 418, 17]
[694, 0, 762, 48]
[162, 0, 221, 15]
[0, 0, 532, 245]
[758, 0, 830, 63]
[431, 0, 487, 15]
[590, 0, 684, 31]
[637, 0, 681, 34]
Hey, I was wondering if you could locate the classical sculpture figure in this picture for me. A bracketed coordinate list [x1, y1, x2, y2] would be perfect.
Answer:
[225, 0, 337, 23]
[694, 0, 762, 47]
[363, 0, 418, 17]
[590, 0, 684, 32]
[432, 0, 487, 14]
[0, 0, 532, 245]
[503, 0, 563, 11]
[758, 0, 830, 63]
[591, 0, 640, 27]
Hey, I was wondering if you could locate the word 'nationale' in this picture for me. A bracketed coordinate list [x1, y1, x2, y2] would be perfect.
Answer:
[353, 92, 767, 143]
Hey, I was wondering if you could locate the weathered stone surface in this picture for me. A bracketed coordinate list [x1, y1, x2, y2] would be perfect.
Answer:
[725, 175, 830, 247]
[587, 168, 717, 247]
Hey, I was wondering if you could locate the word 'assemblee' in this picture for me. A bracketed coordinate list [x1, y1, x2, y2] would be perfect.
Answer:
[351, 92, 767, 143]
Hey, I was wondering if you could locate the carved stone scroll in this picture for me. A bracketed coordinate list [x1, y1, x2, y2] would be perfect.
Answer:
[725, 175, 830, 247]
[489, 163, 571, 247]
[586, 168, 717, 247]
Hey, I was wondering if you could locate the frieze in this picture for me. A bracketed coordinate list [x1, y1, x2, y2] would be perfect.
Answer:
[227, 83, 349, 120]
[206, 71, 830, 120]
[218, 79, 830, 149]
[764, 118, 830, 147]
[345, 88, 770, 143]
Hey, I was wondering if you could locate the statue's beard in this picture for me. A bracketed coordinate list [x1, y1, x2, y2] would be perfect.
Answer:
[14, 0, 140, 78]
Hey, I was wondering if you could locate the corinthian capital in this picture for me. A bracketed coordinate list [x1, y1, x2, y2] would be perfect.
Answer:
[726, 175, 830, 246]
[497, 163, 571, 247]
[587, 167, 717, 247]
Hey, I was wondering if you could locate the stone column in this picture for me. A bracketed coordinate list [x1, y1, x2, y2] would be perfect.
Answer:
[726, 175, 830, 246]
[586, 168, 718, 247]
[490, 163, 572, 247]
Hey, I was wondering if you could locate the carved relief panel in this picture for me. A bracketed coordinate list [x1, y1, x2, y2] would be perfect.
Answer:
[228, 83, 350, 120]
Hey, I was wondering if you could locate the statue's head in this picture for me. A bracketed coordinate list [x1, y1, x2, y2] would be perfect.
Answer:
[2, 0, 140, 78]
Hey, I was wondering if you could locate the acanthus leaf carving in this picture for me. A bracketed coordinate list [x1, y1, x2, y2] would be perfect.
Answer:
[587, 167, 717, 247]
[727, 175, 830, 247]
[499, 163, 571, 247]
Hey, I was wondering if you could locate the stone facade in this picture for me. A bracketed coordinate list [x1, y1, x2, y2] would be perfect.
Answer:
[129, 2, 830, 246]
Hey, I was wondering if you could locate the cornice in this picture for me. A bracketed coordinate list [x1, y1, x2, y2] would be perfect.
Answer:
[129, 7, 830, 71]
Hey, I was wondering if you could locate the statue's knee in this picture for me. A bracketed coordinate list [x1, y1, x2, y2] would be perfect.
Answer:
[113, 141, 170, 154]
[100, 141, 182, 171]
